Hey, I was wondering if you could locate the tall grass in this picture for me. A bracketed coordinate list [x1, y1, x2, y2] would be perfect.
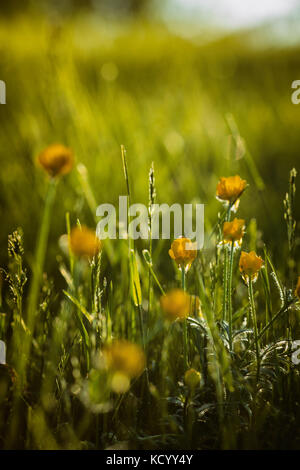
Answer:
[0, 13, 299, 450]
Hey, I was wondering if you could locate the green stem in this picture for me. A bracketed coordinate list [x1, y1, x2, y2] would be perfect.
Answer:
[248, 279, 260, 380]
[149, 264, 165, 296]
[20, 178, 57, 385]
[66, 211, 74, 279]
[138, 305, 146, 352]
[222, 203, 232, 321]
[222, 248, 228, 321]
[148, 213, 153, 318]
[228, 241, 234, 351]
[138, 304, 150, 390]
[27, 178, 57, 324]
[182, 269, 188, 370]
[181, 268, 186, 292]
[258, 301, 293, 343]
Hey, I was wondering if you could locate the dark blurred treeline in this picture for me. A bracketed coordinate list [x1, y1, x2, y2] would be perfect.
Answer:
[0, 0, 154, 17]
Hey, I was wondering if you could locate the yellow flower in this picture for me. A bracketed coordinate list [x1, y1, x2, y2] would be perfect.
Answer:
[160, 289, 191, 322]
[216, 175, 247, 205]
[184, 368, 201, 390]
[70, 226, 102, 258]
[294, 277, 300, 299]
[38, 144, 73, 177]
[102, 340, 145, 379]
[222, 218, 245, 247]
[110, 372, 131, 394]
[168, 237, 197, 272]
[239, 251, 263, 284]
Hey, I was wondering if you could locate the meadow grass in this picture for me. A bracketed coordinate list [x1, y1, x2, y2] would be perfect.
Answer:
[0, 14, 299, 449]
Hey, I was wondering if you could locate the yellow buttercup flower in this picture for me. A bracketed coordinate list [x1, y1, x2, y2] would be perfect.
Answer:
[160, 289, 191, 322]
[169, 237, 197, 272]
[102, 340, 145, 379]
[222, 218, 245, 247]
[239, 251, 263, 284]
[110, 372, 131, 394]
[216, 175, 247, 203]
[184, 368, 201, 390]
[294, 276, 300, 299]
[70, 226, 102, 259]
[38, 144, 73, 177]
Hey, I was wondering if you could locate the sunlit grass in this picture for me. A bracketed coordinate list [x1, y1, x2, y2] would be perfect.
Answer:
[0, 13, 299, 450]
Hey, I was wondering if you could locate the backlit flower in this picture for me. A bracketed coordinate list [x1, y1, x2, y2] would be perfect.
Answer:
[38, 144, 73, 177]
[168, 237, 197, 272]
[70, 226, 102, 259]
[216, 175, 247, 211]
[239, 251, 263, 284]
[110, 372, 131, 394]
[222, 218, 245, 247]
[102, 340, 145, 379]
[160, 289, 191, 322]
[184, 368, 201, 390]
[294, 277, 300, 299]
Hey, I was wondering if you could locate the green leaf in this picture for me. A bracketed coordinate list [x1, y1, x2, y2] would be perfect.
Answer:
[130, 249, 142, 307]
[63, 290, 94, 324]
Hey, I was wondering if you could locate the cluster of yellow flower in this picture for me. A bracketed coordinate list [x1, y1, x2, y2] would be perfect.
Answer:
[217, 175, 264, 284]
[37, 145, 300, 395]
[161, 176, 263, 326]
[38, 144, 102, 259]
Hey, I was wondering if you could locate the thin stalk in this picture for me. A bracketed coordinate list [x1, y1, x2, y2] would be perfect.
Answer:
[22, 178, 57, 385]
[257, 301, 294, 345]
[228, 241, 234, 351]
[121, 145, 136, 339]
[222, 203, 232, 321]
[181, 268, 186, 292]
[261, 250, 272, 342]
[182, 269, 188, 370]
[66, 211, 74, 278]
[27, 178, 57, 325]
[147, 234, 153, 323]
[222, 249, 229, 321]
[138, 304, 146, 352]
[148, 163, 155, 322]
[138, 304, 150, 390]
[148, 264, 165, 296]
[248, 279, 260, 380]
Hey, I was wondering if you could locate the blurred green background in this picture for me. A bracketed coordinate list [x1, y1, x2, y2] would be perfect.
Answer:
[0, 0, 299, 280]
